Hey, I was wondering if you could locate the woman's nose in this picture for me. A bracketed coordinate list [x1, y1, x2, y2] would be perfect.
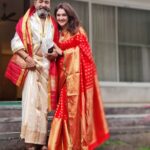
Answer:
[59, 15, 64, 19]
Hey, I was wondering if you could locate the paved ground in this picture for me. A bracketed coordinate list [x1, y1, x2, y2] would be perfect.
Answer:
[0, 132, 150, 150]
[96, 132, 150, 150]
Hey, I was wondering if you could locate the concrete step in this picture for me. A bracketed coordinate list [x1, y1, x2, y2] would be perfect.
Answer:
[0, 132, 25, 150]
[0, 101, 21, 118]
[0, 117, 21, 133]
[107, 114, 150, 134]
[107, 114, 150, 127]
[0, 116, 53, 133]
[105, 105, 150, 134]
[105, 105, 150, 115]
[110, 125, 150, 134]
[0, 102, 149, 138]
[0, 108, 21, 118]
[0, 101, 150, 149]
[1, 102, 150, 117]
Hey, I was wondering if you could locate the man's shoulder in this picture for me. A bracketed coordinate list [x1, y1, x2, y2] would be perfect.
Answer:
[16, 17, 23, 29]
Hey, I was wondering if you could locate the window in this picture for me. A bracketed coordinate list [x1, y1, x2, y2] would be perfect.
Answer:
[92, 4, 150, 82]
[118, 8, 150, 82]
[92, 4, 117, 81]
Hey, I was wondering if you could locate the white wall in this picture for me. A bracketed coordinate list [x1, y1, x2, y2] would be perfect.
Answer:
[77, 0, 150, 10]
[101, 82, 150, 107]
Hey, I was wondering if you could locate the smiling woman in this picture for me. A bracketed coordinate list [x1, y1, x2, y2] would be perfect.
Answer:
[55, 8, 69, 29]
[48, 2, 109, 150]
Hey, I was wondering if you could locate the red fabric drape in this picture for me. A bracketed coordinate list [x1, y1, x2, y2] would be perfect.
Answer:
[48, 29, 109, 149]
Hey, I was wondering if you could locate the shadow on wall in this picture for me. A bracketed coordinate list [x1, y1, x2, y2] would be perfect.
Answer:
[0, 0, 26, 101]
[0, 30, 17, 101]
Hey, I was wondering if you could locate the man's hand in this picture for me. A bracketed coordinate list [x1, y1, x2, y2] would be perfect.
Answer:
[25, 56, 36, 69]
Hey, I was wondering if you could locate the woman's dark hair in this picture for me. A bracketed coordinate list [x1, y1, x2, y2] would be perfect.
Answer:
[54, 2, 80, 35]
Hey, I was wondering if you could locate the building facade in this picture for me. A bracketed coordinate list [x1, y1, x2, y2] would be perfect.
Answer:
[1, 0, 150, 106]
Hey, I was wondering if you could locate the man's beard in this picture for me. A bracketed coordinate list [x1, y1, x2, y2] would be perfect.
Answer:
[37, 8, 50, 18]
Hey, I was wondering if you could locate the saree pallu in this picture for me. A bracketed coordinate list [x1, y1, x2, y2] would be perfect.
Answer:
[21, 55, 50, 145]
[48, 29, 109, 150]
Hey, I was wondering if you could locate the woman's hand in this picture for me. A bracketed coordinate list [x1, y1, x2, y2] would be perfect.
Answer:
[53, 43, 63, 56]
[46, 51, 58, 61]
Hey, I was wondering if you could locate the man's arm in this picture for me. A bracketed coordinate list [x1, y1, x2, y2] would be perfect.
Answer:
[16, 49, 36, 68]
[11, 33, 35, 68]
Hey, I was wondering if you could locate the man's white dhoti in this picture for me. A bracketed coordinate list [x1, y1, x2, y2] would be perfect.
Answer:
[21, 55, 49, 145]
[11, 12, 54, 145]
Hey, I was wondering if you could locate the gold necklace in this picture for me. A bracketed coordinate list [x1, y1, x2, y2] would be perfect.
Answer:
[60, 30, 70, 42]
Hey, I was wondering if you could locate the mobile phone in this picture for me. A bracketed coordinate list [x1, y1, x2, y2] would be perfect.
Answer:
[48, 46, 54, 53]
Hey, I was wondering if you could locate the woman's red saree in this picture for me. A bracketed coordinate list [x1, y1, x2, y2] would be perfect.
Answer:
[48, 28, 109, 150]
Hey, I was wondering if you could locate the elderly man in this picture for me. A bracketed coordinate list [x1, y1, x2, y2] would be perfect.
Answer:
[10, 0, 61, 149]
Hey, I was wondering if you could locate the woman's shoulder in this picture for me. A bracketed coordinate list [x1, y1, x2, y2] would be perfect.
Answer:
[77, 26, 87, 36]
[74, 26, 88, 42]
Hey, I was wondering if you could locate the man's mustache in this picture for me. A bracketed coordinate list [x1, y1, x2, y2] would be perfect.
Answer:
[38, 7, 50, 12]
[37, 7, 50, 18]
